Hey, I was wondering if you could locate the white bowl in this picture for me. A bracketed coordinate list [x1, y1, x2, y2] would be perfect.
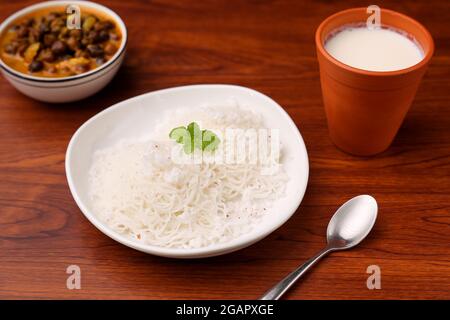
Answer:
[0, 1, 127, 103]
[66, 85, 309, 258]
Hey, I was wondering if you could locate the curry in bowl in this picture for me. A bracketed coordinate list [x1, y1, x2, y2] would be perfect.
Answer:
[0, 6, 122, 78]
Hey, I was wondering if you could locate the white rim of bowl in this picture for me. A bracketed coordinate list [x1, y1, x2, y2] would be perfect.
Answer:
[65, 84, 310, 258]
[0, 0, 127, 82]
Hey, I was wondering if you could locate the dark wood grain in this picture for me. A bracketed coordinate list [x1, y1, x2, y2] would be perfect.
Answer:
[0, 0, 449, 300]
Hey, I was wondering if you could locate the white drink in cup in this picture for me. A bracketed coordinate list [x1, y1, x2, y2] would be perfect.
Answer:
[324, 24, 425, 72]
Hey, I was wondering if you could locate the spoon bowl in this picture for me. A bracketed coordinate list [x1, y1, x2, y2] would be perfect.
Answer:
[327, 195, 378, 250]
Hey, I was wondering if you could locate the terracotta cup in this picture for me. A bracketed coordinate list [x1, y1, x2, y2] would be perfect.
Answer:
[315, 8, 434, 156]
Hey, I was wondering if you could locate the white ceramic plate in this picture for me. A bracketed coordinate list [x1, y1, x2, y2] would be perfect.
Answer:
[65, 84, 309, 258]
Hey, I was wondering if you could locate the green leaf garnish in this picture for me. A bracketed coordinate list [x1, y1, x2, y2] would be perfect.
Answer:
[202, 129, 220, 152]
[169, 122, 220, 154]
[169, 126, 189, 144]
[187, 122, 201, 153]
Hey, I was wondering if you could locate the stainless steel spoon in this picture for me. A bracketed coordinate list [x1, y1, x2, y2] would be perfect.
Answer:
[260, 195, 378, 300]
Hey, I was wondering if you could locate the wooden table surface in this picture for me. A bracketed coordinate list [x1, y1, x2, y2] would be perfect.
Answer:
[0, 0, 449, 300]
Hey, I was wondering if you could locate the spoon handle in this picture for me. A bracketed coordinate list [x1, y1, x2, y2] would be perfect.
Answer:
[259, 247, 331, 300]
